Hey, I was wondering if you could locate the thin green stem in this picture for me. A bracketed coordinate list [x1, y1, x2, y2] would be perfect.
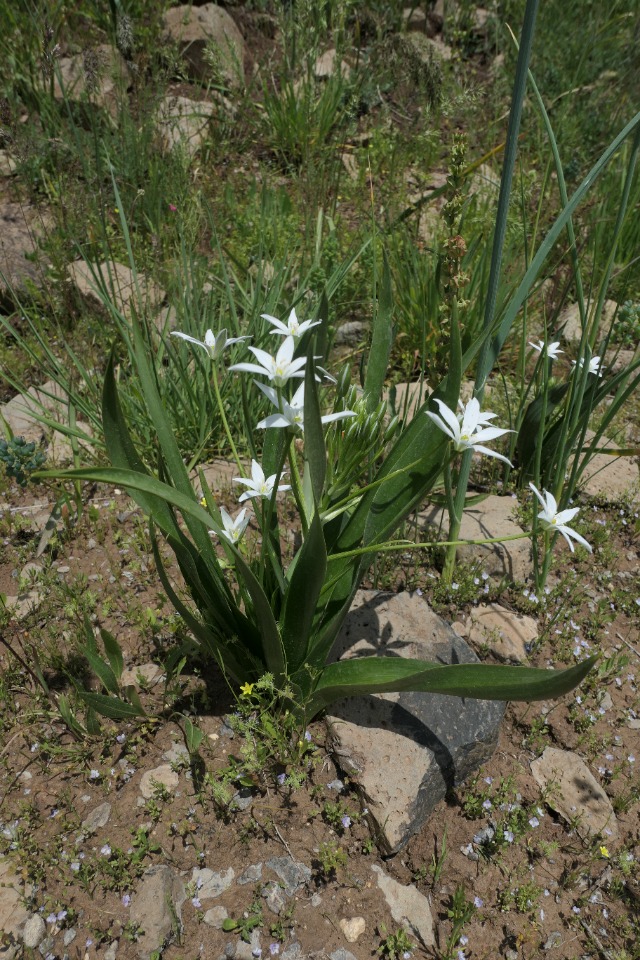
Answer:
[288, 436, 309, 536]
[212, 363, 244, 478]
[329, 531, 531, 563]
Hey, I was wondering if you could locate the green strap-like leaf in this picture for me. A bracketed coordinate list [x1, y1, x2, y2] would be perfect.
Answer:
[305, 654, 597, 717]
[281, 508, 327, 672]
[77, 691, 147, 720]
[303, 349, 326, 505]
[232, 550, 286, 680]
[363, 251, 394, 410]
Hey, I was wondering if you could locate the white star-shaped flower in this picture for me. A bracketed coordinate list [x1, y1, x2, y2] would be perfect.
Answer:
[229, 336, 309, 388]
[254, 381, 356, 432]
[426, 397, 514, 465]
[218, 506, 250, 544]
[262, 308, 322, 341]
[529, 340, 564, 360]
[170, 328, 249, 360]
[572, 355, 603, 377]
[529, 483, 592, 553]
[233, 459, 291, 503]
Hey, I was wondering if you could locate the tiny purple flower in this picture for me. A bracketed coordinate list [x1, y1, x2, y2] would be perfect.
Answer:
[341, 815, 351, 829]
[100, 843, 112, 857]
[270, 944, 280, 956]
[276, 773, 286, 786]
[528, 817, 540, 829]
[304, 730, 312, 742]
[473, 896, 483, 908]
[122, 894, 131, 907]
[192, 897, 202, 909]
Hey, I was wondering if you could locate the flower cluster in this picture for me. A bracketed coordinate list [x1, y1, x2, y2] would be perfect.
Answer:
[171, 312, 355, 546]
[427, 398, 591, 553]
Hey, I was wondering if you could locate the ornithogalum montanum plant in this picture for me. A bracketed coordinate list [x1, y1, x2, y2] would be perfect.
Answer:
[42, 281, 596, 724]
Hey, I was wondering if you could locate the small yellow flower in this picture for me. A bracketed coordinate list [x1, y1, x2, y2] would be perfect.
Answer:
[599, 845, 610, 858]
[200, 497, 207, 507]
[239, 682, 254, 697]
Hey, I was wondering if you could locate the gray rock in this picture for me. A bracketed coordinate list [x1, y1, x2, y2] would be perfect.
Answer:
[572, 431, 638, 501]
[262, 881, 288, 916]
[122, 662, 164, 690]
[104, 941, 118, 960]
[531, 748, 618, 840]
[233, 787, 255, 811]
[326, 780, 344, 792]
[371, 865, 435, 947]
[420, 495, 532, 582]
[156, 95, 216, 157]
[559, 298, 618, 344]
[234, 929, 262, 960]
[339, 917, 366, 943]
[0, 379, 66, 444]
[281, 944, 302, 960]
[130, 864, 186, 959]
[543, 932, 562, 951]
[333, 320, 368, 346]
[203, 905, 229, 928]
[162, 742, 189, 764]
[0, 856, 31, 945]
[63, 928, 77, 947]
[0, 201, 50, 300]
[266, 857, 312, 896]
[327, 590, 504, 854]
[67, 259, 165, 321]
[139, 764, 179, 799]
[314, 49, 350, 79]
[38, 935, 55, 956]
[163, 4, 246, 87]
[23, 915, 46, 949]
[237, 863, 262, 885]
[0, 149, 17, 176]
[331, 951, 357, 960]
[192, 866, 235, 899]
[80, 801, 112, 836]
[53, 45, 128, 116]
[467, 604, 538, 663]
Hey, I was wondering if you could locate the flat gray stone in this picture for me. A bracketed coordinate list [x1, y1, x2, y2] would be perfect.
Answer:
[237, 863, 262, 884]
[67, 259, 165, 320]
[104, 940, 119, 960]
[573, 431, 638, 501]
[0, 856, 31, 948]
[139, 764, 179, 799]
[0, 379, 65, 444]
[559, 298, 618, 344]
[281, 944, 302, 960]
[157, 95, 216, 156]
[331, 951, 357, 960]
[53, 45, 128, 115]
[420, 495, 532, 582]
[266, 857, 311, 896]
[371, 865, 435, 947]
[531, 747, 618, 840]
[339, 917, 366, 943]
[163, 4, 245, 87]
[130, 865, 186, 960]
[80, 801, 112, 836]
[203, 905, 228, 928]
[263, 881, 287, 916]
[22, 915, 46, 949]
[121, 662, 163, 689]
[327, 590, 504, 854]
[192, 866, 234, 899]
[466, 603, 537, 663]
[0, 201, 50, 299]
